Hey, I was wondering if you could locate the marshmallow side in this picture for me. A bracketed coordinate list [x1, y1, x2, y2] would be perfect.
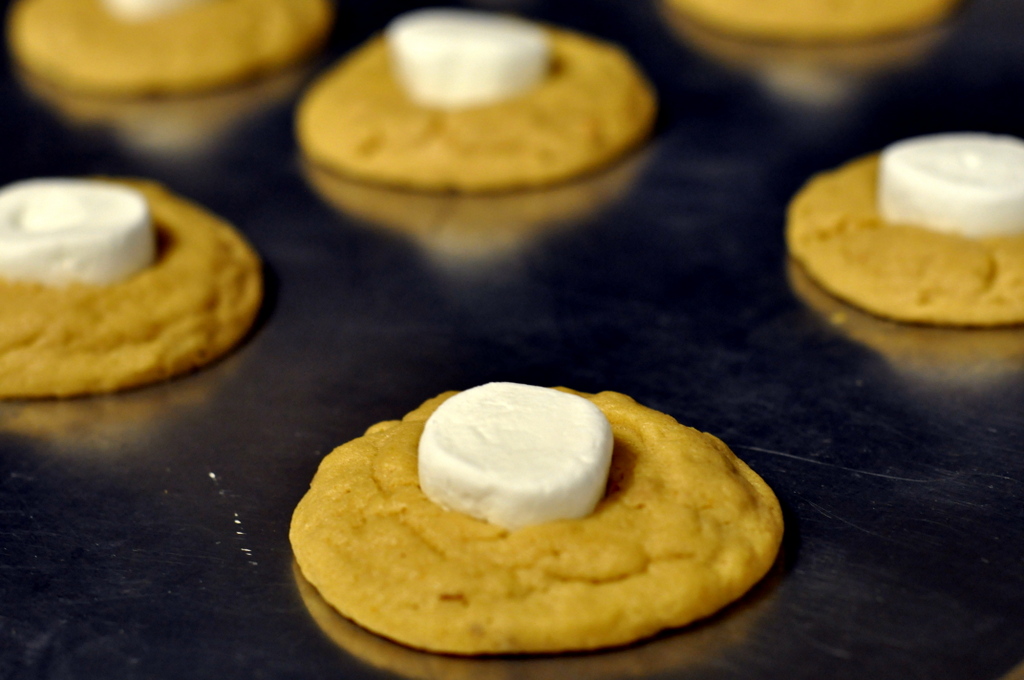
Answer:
[879, 132, 1024, 238]
[0, 179, 155, 286]
[418, 383, 614, 530]
[102, 0, 209, 22]
[385, 9, 550, 110]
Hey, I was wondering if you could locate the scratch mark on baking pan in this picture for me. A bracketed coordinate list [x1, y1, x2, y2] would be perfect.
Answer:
[232, 512, 258, 566]
[960, 471, 1019, 483]
[208, 470, 258, 566]
[208, 471, 227, 496]
[734, 445, 950, 483]
[799, 497, 884, 538]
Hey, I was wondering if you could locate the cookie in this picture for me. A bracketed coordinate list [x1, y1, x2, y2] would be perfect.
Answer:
[296, 28, 657, 193]
[787, 154, 1024, 326]
[787, 259, 1024, 381]
[294, 557, 779, 679]
[0, 179, 262, 398]
[661, 0, 960, 43]
[661, 2, 947, 88]
[290, 389, 783, 655]
[6, 0, 333, 95]
[19, 66, 309, 160]
[302, 148, 645, 262]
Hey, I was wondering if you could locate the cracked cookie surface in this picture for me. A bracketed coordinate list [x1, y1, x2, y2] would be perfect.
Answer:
[0, 179, 262, 398]
[787, 155, 1024, 326]
[7, 0, 333, 95]
[290, 389, 782, 654]
[296, 29, 656, 193]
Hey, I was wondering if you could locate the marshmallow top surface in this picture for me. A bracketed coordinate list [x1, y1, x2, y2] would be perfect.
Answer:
[0, 178, 155, 286]
[878, 132, 1024, 238]
[102, 0, 209, 22]
[385, 9, 550, 110]
[418, 383, 614, 530]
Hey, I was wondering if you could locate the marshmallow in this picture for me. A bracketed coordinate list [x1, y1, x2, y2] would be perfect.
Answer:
[102, 0, 208, 22]
[879, 132, 1024, 238]
[385, 9, 550, 110]
[418, 383, 614, 530]
[0, 179, 155, 286]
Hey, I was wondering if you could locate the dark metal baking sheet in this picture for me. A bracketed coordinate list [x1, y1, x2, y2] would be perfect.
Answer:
[2, 1, 1024, 678]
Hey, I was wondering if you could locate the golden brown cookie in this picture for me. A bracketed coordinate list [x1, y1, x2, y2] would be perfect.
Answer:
[661, 0, 960, 43]
[660, 0, 948, 99]
[19, 65, 310, 160]
[290, 389, 783, 655]
[296, 29, 657, 193]
[787, 259, 1024, 382]
[302, 148, 646, 265]
[294, 557, 780, 679]
[0, 179, 262, 398]
[787, 154, 1024, 326]
[6, 0, 333, 95]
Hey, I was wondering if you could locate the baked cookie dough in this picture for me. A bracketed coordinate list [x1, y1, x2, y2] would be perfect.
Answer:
[0, 179, 262, 398]
[296, 29, 657, 193]
[294, 557, 778, 679]
[290, 389, 783, 655]
[6, 0, 333, 95]
[787, 259, 1024, 381]
[20, 65, 309, 160]
[787, 155, 1024, 326]
[302, 148, 645, 264]
[661, 0, 960, 43]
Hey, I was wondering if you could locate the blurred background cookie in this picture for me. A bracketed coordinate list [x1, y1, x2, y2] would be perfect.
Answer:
[786, 137, 1024, 326]
[0, 178, 262, 398]
[297, 10, 656, 193]
[661, 0, 961, 43]
[6, 0, 333, 95]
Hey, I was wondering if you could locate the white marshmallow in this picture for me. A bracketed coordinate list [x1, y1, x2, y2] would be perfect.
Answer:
[0, 179, 155, 286]
[102, 0, 208, 23]
[385, 9, 550, 110]
[878, 132, 1024, 238]
[418, 383, 614, 530]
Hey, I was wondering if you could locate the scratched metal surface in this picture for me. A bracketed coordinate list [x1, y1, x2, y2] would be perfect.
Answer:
[2, 0, 1024, 678]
